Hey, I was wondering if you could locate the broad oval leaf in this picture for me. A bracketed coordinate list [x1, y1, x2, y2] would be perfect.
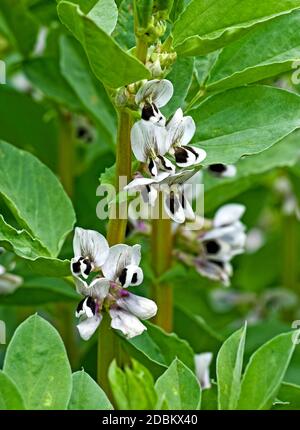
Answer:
[3, 314, 72, 410]
[57, 1, 150, 88]
[87, 0, 118, 35]
[237, 331, 298, 410]
[207, 10, 300, 92]
[173, 0, 300, 56]
[217, 323, 247, 410]
[68, 370, 113, 410]
[0, 141, 76, 257]
[155, 358, 201, 410]
[190, 86, 300, 165]
[272, 382, 300, 410]
[0, 371, 25, 410]
[203, 131, 300, 212]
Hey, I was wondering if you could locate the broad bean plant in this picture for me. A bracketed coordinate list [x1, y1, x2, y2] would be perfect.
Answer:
[0, 0, 300, 411]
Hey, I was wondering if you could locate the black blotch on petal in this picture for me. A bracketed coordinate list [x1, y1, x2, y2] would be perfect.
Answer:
[86, 296, 96, 315]
[148, 159, 156, 176]
[131, 272, 138, 284]
[83, 259, 92, 276]
[76, 298, 85, 314]
[183, 145, 198, 159]
[119, 268, 128, 286]
[157, 155, 173, 171]
[208, 164, 227, 175]
[166, 191, 180, 215]
[205, 240, 221, 254]
[142, 104, 155, 121]
[72, 261, 81, 274]
[174, 147, 189, 163]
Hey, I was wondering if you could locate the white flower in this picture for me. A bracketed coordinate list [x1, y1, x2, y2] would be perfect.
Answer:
[135, 79, 173, 126]
[131, 120, 175, 177]
[71, 227, 109, 280]
[110, 308, 147, 339]
[0, 268, 22, 295]
[200, 204, 246, 263]
[166, 108, 206, 167]
[195, 352, 213, 390]
[116, 292, 157, 320]
[195, 258, 233, 287]
[102, 244, 144, 288]
[207, 164, 237, 178]
[70, 232, 157, 342]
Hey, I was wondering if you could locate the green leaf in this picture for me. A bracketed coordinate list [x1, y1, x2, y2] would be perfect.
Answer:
[0, 277, 78, 306]
[0, 86, 59, 171]
[59, 34, 117, 143]
[3, 314, 72, 410]
[135, 0, 153, 30]
[204, 131, 300, 212]
[0, 0, 38, 55]
[68, 370, 113, 410]
[173, 0, 300, 56]
[237, 331, 298, 410]
[155, 358, 201, 410]
[124, 321, 195, 374]
[163, 56, 194, 117]
[24, 57, 84, 111]
[0, 141, 75, 257]
[272, 382, 300, 410]
[190, 86, 300, 165]
[109, 359, 157, 409]
[0, 371, 25, 410]
[217, 323, 247, 410]
[207, 10, 300, 92]
[57, 1, 150, 88]
[87, 0, 118, 34]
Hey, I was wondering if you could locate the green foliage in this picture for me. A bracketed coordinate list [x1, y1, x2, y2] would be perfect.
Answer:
[69, 370, 113, 410]
[155, 358, 201, 410]
[173, 0, 300, 56]
[57, 1, 150, 88]
[109, 359, 157, 409]
[0, 371, 25, 410]
[3, 315, 72, 410]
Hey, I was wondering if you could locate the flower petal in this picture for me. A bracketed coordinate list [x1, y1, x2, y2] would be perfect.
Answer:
[77, 314, 102, 341]
[110, 308, 147, 339]
[214, 204, 246, 227]
[118, 264, 144, 288]
[131, 120, 168, 163]
[117, 293, 157, 320]
[163, 191, 186, 224]
[135, 79, 173, 108]
[208, 164, 237, 178]
[73, 227, 109, 268]
[195, 353, 213, 390]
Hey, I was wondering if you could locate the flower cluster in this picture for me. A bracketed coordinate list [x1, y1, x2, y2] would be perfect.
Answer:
[125, 79, 207, 224]
[70, 228, 157, 341]
[177, 204, 247, 286]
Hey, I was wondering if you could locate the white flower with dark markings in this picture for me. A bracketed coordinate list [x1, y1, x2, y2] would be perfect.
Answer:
[70, 228, 157, 340]
[207, 164, 237, 178]
[135, 79, 173, 126]
[196, 204, 246, 286]
[131, 120, 175, 177]
[166, 108, 206, 168]
[195, 352, 213, 390]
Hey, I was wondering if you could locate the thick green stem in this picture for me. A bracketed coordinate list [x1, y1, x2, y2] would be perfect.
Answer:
[136, 38, 148, 64]
[58, 112, 74, 197]
[151, 197, 173, 332]
[97, 110, 132, 399]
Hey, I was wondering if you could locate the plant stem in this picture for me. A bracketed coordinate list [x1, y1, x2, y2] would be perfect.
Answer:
[151, 196, 174, 332]
[136, 37, 148, 64]
[97, 109, 132, 399]
[58, 111, 74, 197]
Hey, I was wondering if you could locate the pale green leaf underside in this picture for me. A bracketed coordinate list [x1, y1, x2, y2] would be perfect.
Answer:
[3, 314, 72, 410]
[207, 10, 300, 92]
[190, 86, 300, 164]
[155, 358, 201, 410]
[57, 1, 150, 88]
[68, 371, 113, 410]
[173, 0, 300, 56]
